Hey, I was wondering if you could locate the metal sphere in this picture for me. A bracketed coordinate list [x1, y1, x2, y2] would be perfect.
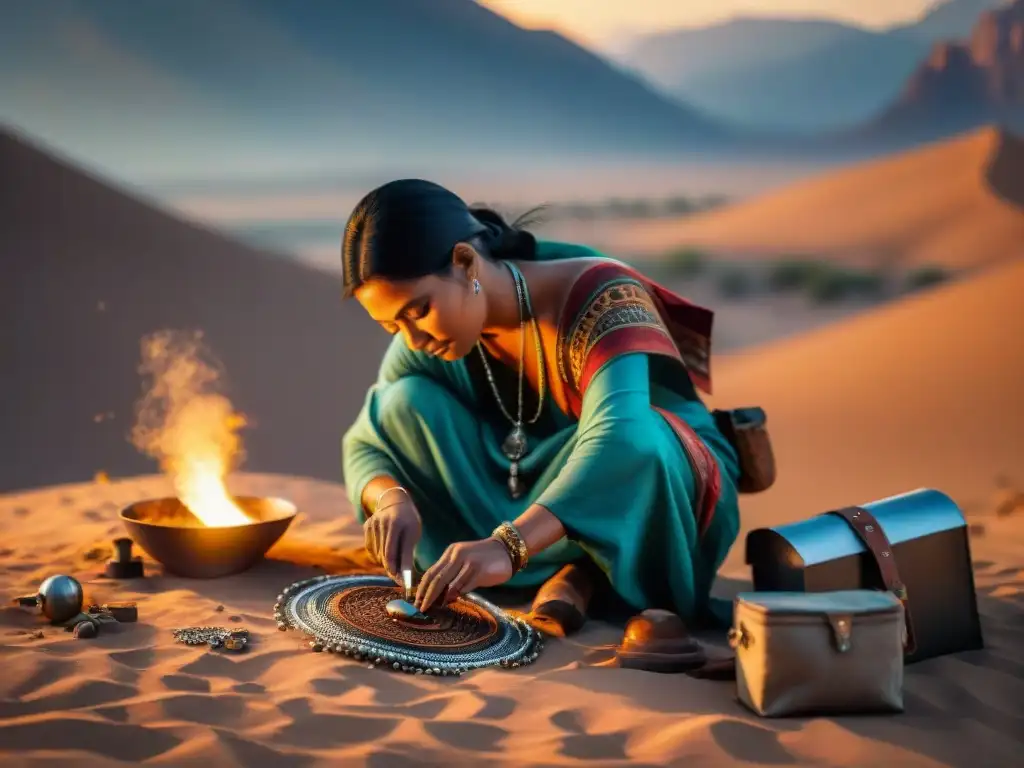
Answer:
[36, 574, 84, 623]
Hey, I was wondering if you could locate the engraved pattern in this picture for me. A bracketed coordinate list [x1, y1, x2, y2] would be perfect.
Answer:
[562, 278, 676, 388]
[276, 574, 542, 674]
[331, 586, 499, 650]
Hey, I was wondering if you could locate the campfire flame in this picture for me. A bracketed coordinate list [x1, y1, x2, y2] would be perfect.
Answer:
[130, 330, 251, 527]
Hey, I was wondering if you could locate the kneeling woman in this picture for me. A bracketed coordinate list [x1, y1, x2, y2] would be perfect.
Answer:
[341, 179, 741, 627]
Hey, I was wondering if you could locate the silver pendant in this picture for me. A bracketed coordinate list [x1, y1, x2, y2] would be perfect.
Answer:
[502, 425, 528, 462]
[508, 461, 525, 499]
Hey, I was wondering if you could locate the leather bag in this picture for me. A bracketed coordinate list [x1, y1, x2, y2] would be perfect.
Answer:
[729, 589, 906, 717]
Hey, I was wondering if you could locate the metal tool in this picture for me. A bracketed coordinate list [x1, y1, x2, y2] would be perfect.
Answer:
[13, 574, 85, 624]
[91, 601, 138, 622]
[104, 537, 145, 579]
[402, 568, 413, 602]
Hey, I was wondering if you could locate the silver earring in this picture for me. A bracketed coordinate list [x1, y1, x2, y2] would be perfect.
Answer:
[473, 278, 481, 295]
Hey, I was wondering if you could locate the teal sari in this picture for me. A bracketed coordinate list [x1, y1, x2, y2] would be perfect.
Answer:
[342, 242, 740, 621]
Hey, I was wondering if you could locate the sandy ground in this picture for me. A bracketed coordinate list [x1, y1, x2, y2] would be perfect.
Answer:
[0, 478, 1020, 768]
[543, 127, 1024, 271]
[3, 259, 1023, 765]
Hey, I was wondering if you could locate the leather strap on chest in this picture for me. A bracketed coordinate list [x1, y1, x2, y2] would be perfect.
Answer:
[828, 506, 917, 655]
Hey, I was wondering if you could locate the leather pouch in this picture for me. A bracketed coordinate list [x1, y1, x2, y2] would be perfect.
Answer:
[730, 589, 905, 717]
[712, 407, 776, 494]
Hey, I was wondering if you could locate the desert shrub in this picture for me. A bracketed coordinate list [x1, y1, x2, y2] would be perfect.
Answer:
[768, 259, 888, 302]
[805, 265, 862, 304]
[667, 247, 707, 277]
[904, 266, 950, 293]
[844, 269, 887, 299]
[767, 259, 819, 291]
[663, 196, 694, 215]
[717, 267, 754, 299]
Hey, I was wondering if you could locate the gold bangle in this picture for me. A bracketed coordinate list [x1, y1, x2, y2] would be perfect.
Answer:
[492, 521, 529, 573]
[492, 530, 520, 572]
[373, 485, 409, 515]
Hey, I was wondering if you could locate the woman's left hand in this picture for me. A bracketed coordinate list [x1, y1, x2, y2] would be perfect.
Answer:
[414, 537, 514, 612]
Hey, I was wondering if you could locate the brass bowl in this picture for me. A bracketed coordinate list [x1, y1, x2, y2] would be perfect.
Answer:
[119, 496, 297, 579]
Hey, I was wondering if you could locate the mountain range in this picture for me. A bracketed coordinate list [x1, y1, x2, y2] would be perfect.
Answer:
[0, 0, 737, 185]
[617, 0, 1011, 132]
[2, 0, 1022, 187]
[868, 0, 1024, 139]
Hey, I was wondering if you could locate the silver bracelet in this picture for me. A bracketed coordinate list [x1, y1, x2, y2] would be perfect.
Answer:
[373, 485, 409, 514]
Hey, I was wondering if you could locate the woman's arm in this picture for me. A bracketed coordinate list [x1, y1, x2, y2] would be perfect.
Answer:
[342, 336, 436, 520]
[522, 352, 668, 576]
[493, 352, 663, 559]
[412, 352, 667, 610]
[504, 504, 567, 558]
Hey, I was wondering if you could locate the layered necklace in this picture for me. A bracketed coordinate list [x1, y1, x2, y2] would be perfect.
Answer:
[476, 261, 546, 499]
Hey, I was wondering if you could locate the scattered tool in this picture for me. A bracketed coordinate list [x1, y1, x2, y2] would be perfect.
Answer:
[89, 602, 138, 623]
[402, 568, 413, 602]
[105, 537, 145, 579]
[13, 574, 84, 624]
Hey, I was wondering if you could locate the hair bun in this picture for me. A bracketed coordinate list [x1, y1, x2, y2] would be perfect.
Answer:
[468, 206, 540, 262]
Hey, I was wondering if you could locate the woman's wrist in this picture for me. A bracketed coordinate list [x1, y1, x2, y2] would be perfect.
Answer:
[360, 475, 406, 517]
[511, 504, 567, 557]
[491, 522, 529, 573]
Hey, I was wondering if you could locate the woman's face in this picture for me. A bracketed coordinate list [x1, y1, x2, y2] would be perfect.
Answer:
[354, 261, 486, 361]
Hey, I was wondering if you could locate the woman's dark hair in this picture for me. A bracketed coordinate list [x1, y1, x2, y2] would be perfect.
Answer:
[342, 178, 542, 298]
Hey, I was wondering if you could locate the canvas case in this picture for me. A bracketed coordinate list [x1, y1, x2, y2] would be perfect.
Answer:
[729, 590, 906, 717]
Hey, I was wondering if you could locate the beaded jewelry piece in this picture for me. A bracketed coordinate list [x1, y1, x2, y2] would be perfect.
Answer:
[274, 574, 542, 676]
[172, 626, 250, 652]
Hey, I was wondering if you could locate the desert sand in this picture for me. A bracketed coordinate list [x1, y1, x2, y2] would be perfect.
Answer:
[548, 127, 1024, 271]
[3, 252, 1023, 768]
[3, 127, 1023, 765]
[2, 463, 1021, 768]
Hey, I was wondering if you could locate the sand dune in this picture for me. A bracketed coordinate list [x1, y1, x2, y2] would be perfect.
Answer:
[569, 126, 1024, 270]
[0, 127, 391, 494]
[712, 252, 1024, 550]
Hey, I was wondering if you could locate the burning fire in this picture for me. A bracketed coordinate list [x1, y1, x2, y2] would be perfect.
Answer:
[130, 330, 251, 527]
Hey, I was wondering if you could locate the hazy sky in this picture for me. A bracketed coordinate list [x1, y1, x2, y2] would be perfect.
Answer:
[479, 0, 945, 46]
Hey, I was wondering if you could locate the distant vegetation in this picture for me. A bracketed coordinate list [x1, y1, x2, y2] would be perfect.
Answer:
[227, 193, 731, 254]
[661, 248, 956, 305]
[666, 247, 708, 277]
[716, 267, 755, 299]
[544, 193, 730, 222]
[903, 266, 951, 293]
[765, 259, 887, 304]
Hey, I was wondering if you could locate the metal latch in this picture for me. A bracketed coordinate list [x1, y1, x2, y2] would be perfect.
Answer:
[826, 613, 853, 652]
[727, 623, 753, 650]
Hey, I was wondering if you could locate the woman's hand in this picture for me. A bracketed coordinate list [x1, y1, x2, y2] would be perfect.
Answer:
[414, 538, 514, 612]
[364, 499, 421, 583]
